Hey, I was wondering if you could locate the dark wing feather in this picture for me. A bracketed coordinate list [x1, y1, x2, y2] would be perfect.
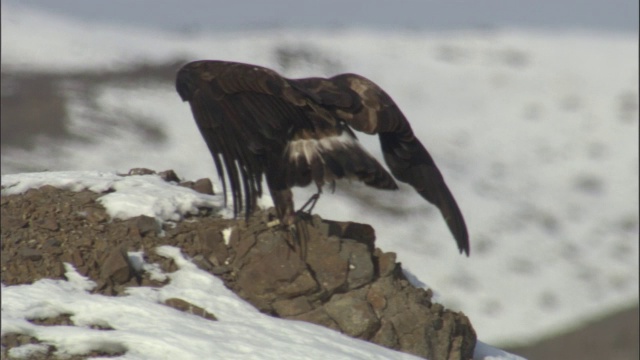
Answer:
[293, 74, 470, 255]
[176, 61, 300, 218]
[176, 60, 398, 221]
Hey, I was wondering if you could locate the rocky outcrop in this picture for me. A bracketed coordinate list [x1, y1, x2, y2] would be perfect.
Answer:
[1, 173, 476, 360]
[218, 212, 476, 359]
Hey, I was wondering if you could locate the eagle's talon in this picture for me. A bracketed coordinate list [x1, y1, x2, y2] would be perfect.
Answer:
[297, 193, 320, 215]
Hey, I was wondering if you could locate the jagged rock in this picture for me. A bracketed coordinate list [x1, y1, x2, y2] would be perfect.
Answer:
[193, 178, 214, 195]
[372, 319, 399, 348]
[158, 169, 180, 183]
[176, 171, 214, 196]
[130, 215, 160, 237]
[232, 230, 319, 310]
[340, 239, 375, 290]
[305, 233, 349, 293]
[198, 227, 228, 266]
[126, 167, 156, 176]
[220, 212, 475, 359]
[100, 247, 132, 285]
[324, 293, 381, 338]
[1, 181, 476, 360]
[288, 307, 340, 332]
[272, 296, 313, 317]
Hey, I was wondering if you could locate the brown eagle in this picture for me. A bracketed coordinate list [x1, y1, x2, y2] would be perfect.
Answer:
[176, 60, 469, 255]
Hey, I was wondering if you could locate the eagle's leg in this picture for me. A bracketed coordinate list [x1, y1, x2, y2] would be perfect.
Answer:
[270, 188, 296, 226]
[269, 187, 308, 258]
[297, 193, 319, 214]
[296, 184, 324, 215]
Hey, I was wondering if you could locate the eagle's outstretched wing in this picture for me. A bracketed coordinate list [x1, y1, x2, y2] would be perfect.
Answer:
[290, 74, 469, 255]
[176, 60, 469, 255]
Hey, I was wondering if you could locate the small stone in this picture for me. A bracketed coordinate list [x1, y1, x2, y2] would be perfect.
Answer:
[127, 168, 156, 176]
[19, 248, 42, 261]
[133, 216, 159, 237]
[198, 227, 228, 265]
[340, 240, 374, 290]
[371, 319, 399, 349]
[100, 248, 132, 285]
[33, 217, 59, 231]
[366, 286, 388, 313]
[193, 178, 214, 195]
[376, 251, 397, 277]
[272, 297, 313, 317]
[324, 296, 380, 339]
[84, 207, 108, 224]
[210, 265, 231, 275]
[158, 169, 180, 183]
[192, 254, 214, 271]
[287, 308, 340, 332]
[164, 298, 217, 321]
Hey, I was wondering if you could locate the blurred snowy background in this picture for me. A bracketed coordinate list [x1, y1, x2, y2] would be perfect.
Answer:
[1, 0, 638, 356]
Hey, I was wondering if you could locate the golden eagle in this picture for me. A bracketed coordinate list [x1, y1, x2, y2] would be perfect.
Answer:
[176, 60, 469, 255]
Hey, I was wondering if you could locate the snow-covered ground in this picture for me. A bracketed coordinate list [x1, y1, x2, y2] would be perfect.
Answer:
[1, 2, 638, 353]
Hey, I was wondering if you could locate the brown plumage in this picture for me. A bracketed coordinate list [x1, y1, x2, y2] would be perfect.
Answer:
[176, 60, 469, 255]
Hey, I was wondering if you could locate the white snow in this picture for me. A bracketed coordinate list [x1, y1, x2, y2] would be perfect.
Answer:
[1, 247, 423, 360]
[0, 171, 229, 221]
[1, 2, 638, 357]
[222, 227, 234, 246]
